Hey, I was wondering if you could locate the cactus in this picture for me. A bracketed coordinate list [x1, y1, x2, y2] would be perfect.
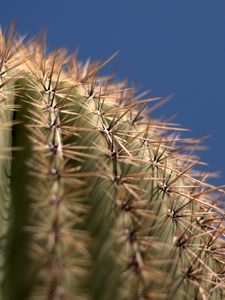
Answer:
[0, 24, 224, 300]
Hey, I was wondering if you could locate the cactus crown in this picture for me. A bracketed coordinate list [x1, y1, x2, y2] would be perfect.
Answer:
[0, 24, 224, 300]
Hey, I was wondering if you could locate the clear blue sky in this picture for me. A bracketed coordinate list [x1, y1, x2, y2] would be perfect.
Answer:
[1, 0, 225, 185]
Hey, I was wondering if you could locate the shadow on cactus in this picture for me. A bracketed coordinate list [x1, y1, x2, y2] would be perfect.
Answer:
[0, 24, 224, 300]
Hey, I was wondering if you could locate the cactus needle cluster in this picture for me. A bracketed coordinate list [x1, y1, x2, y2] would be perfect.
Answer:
[0, 25, 224, 300]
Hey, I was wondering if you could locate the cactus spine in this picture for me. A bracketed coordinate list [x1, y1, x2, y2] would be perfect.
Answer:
[0, 25, 224, 300]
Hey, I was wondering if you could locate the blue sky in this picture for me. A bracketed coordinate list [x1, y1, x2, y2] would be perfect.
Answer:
[1, 0, 225, 185]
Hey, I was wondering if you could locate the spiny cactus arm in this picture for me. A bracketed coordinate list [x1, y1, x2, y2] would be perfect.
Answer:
[20, 63, 225, 299]
[66, 78, 225, 299]
[0, 27, 224, 300]
[6, 66, 92, 299]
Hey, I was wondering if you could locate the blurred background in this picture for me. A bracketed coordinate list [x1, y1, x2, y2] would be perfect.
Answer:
[1, 0, 225, 185]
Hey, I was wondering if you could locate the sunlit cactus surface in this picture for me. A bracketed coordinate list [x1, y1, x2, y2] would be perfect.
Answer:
[0, 25, 225, 300]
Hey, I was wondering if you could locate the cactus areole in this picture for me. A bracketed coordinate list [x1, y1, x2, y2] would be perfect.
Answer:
[0, 25, 224, 300]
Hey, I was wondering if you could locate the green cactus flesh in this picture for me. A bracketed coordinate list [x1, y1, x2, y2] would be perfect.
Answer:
[0, 26, 224, 300]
